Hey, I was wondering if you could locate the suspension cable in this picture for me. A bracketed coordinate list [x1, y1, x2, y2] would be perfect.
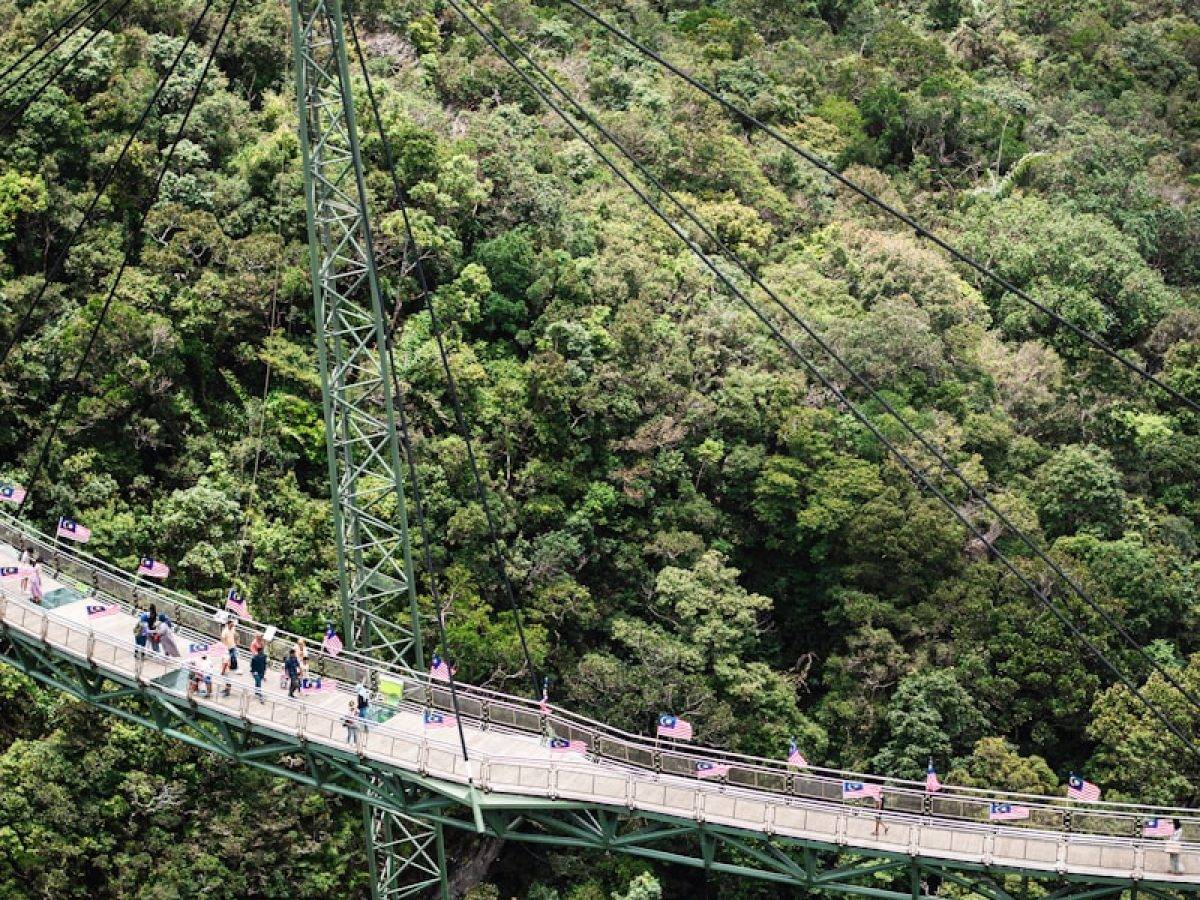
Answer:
[443, 0, 1200, 763]
[345, 9, 541, 699]
[0, 0, 135, 134]
[14, 0, 239, 517]
[0, 0, 108, 99]
[389, 344, 473, 765]
[453, 0, 1200, 722]
[0, 0, 210, 373]
[554, 0, 1200, 419]
[232, 180, 285, 588]
[346, 11, 473, 756]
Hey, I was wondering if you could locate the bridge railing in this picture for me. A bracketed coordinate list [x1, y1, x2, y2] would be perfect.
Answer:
[2, 579, 1198, 887]
[3, 512, 1198, 846]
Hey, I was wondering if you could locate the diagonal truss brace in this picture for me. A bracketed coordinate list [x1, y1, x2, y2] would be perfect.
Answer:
[3, 628, 1196, 900]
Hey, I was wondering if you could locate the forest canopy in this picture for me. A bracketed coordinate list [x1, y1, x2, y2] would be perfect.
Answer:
[0, 0, 1198, 895]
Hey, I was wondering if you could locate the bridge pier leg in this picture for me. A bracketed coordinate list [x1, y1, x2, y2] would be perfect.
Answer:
[365, 799, 449, 900]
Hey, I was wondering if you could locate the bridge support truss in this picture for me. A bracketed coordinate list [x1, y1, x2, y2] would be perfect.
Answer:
[1, 623, 1194, 900]
[287, 0, 441, 894]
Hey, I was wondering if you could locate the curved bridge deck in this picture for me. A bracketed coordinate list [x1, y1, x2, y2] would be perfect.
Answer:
[0, 513, 1196, 889]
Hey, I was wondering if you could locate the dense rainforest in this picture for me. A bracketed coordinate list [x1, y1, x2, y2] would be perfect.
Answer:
[0, 0, 1199, 894]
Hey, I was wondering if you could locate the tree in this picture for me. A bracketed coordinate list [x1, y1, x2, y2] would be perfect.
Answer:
[871, 669, 988, 778]
[1033, 445, 1127, 538]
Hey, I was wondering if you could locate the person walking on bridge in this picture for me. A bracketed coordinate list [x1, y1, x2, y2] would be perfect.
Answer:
[250, 645, 268, 703]
[356, 683, 370, 720]
[156, 616, 180, 657]
[147, 604, 161, 654]
[284, 649, 301, 699]
[17, 548, 29, 593]
[133, 612, 150, 658]
[220, 618, 238, 672]
[294, 637, 309, 678]
[1168, 820, 1185, 874]
[29, 557, 42, 604]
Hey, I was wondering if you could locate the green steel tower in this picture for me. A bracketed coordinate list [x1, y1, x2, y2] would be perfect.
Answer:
[287, 0, 448, 894]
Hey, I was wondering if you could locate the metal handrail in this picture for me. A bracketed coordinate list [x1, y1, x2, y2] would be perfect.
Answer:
[2, 511, 1198, 833]
[1, 579, 1197, 863]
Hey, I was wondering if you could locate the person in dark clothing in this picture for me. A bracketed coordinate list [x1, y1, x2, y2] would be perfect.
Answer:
[356, 683, 370, 719]
[284, 649, 301, 698]
[249, 647, 268, 702]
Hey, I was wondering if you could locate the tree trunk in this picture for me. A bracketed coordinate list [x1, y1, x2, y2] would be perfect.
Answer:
[446, 836, 505, 899]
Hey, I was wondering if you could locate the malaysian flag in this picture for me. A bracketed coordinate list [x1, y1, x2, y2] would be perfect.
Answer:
[187, 641, 216, 657]
[0, 484, 26, 504]
[85, 603, 119, 619]
[225, 588, 247, 619]
[539, 679, 550, 714]
[0, 566, 33, 579]
[787, 738, 807, 768]
[137, 557, 169, 579]
[656, 714, 693, 741]
[1144, 818, 1176, 838]
[989, 802, 1030, 821]
[696, 761, 731, 779]
[423, 709, 456, 729]
[1067, 774, 1101, 802]
[549, 737, 587, 755]
[57, 517, 91, 542]
[843, 781, 882, 800]
[926, 760, 942, 793]
[429, 653, 451, 680]
[322, 624, 343, 657]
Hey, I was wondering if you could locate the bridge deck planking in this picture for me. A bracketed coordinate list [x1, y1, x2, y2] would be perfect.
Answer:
[0, 535, 1198, 885]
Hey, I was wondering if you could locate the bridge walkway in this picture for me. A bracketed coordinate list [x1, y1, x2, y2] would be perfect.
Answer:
[0, 519, 1197, 889]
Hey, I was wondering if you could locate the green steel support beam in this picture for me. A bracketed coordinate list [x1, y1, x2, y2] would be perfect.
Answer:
[286, 0, 440, 889]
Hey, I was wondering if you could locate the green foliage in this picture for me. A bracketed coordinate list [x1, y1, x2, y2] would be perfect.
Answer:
[1, 0, 1199, 894]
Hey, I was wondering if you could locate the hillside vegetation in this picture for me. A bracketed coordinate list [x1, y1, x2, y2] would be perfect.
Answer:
[0, 0, 1198, 895]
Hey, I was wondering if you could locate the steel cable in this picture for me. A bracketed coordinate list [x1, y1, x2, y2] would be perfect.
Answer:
[441, 0, 1200, 763]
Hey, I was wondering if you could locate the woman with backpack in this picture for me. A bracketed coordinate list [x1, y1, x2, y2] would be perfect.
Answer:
[133, 612, 150, 659]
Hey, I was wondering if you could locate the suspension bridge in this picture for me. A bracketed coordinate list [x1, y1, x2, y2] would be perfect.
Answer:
[1, 512, 1197, 899]
[1, 0, 1199, 896]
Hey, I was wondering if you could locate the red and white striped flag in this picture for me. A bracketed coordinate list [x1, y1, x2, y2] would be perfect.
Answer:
[85, 603, 119, 619]
[1144, 818, 1176, 838]
[57, 517, 91, 542]
[926, 760, 942, 793]
[787, 738, 807, 768]
[429, 653, 451, 680]
[423, 709, 456, 729]
[322, 624, 343, 657]
[1067, 775, 1101, 802]
[137, 557, 169, 579]
[989, 802, 1030, 821]
[656, 714, 693, 741]
[696, 761, 731, 779]
[0, 484, 26, 504]
[549, 737, 587, 755]
[225, 588, 247, 618]
[843, 781, 882, 800]
[0, 565, 32, 579]
[539, 681, 550, 714]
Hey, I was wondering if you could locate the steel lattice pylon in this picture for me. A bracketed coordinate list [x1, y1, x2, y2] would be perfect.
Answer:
[287, 0, 447, 895]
